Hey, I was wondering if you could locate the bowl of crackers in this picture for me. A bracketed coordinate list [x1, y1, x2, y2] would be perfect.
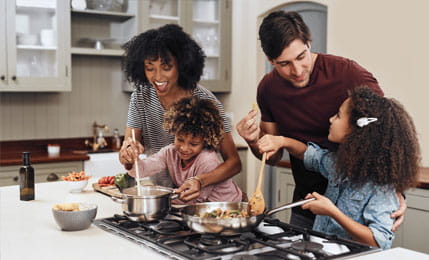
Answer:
[52, 202, 97, 231]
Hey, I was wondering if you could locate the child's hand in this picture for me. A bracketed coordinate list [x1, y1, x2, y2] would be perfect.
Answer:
[258, 134, 284, 160]
[301, 192, 337, 217]
[175, 177, 202, 202]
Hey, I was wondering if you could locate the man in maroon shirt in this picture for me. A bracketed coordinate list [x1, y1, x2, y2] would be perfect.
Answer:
[237, 10, 406, 230]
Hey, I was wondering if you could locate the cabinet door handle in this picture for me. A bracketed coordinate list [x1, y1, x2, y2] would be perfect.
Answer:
[11, 75, 16, 81]
[0, 75, 5, 80]
[13, 176, 19, 182]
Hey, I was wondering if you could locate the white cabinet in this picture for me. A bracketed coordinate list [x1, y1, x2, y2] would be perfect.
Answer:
[232, 149, 247, 194]
[70, 0, 139, 57]
[272, 166, 295, 223]
[0, 161, 83, 187]
[392, 188, 429, 254]
[0, 0, 71, 92]
[130, 0, 231, 93]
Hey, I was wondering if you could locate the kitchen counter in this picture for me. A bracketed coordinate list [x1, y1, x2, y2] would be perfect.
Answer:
[1, 181, 427, 260]
[0, 150, 90, 166]
[0, 181, 167, 260]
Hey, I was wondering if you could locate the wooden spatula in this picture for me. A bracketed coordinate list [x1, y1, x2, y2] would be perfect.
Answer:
[248, 152, 267, 216]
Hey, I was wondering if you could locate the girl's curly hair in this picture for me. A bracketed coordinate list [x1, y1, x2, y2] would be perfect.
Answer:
[335, 86, 420, 193]
[122, 24, 205, 90]
[163, 97, 224, 150]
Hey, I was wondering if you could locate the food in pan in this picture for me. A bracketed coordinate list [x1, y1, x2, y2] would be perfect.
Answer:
[198, 208, 249, 219]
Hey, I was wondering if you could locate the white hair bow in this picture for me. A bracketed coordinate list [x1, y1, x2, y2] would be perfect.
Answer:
[356, 117, 378, 128]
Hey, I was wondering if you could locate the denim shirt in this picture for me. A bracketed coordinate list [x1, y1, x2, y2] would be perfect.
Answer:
[303, 143, 398, 249]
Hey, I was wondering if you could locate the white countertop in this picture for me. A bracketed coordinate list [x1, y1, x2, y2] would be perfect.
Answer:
[0, 181, 168, 260]
[1, 181, 427, 260]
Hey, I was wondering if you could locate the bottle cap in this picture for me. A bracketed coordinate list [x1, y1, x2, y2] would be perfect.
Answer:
[22, 152, 31, 166]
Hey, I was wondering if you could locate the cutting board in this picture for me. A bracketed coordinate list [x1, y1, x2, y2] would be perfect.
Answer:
[92, 183, 122, 198]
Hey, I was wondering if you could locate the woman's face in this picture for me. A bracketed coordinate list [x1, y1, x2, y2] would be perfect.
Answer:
[144, 56, 179, 97]
[174, 132, 204, 167]
[328, 98, 352, 143]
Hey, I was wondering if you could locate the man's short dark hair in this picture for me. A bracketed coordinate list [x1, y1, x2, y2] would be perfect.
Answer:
[259, 11, 311, 60]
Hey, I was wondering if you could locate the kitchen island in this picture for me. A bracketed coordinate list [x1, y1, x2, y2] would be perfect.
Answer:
[0, 181, 167, 260]
[1, 181, 427, 260]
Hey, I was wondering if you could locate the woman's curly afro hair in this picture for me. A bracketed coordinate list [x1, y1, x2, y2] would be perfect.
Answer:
[335, 86, 420, 193]
[163, 96, 224, 150]
[122, 24, 205, 90]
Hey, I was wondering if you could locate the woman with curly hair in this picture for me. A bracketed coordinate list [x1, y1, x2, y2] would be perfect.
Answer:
[119, 24, 241, 202]
[258, 87, 420, 249]
[127, 97, 242, 204]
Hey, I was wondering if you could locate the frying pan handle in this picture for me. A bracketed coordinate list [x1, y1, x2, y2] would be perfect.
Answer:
[266, 198, 315, 216]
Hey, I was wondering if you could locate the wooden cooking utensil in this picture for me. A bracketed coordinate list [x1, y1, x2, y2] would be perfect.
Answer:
[131, 129, 142, 196]
[248, 152, 267, 216]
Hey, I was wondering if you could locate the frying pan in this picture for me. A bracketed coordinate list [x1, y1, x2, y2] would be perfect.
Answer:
[177, 198, 315, 234]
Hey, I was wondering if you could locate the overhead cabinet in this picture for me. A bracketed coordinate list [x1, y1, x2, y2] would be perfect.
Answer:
[0, 0, 71, 92]
[70, 0, 139, 57]
[123, 0, 232, 93]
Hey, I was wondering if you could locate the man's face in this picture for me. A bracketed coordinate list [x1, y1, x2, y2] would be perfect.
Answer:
[270, 39, 314, 88]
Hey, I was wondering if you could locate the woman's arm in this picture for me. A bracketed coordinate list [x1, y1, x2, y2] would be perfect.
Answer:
[302, 192, 379, 247]
[175, 132, 241, 201]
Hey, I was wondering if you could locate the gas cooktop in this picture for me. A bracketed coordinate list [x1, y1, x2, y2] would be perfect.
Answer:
[94, 214, 380, 259]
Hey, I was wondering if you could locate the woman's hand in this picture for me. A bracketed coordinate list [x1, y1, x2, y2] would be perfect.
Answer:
[174, 177, 202, 202]
[119, 136, 144, 170]
[257, 134, 285, 160]
[391, 192, 407, 232]
[302, 192, 337, 217]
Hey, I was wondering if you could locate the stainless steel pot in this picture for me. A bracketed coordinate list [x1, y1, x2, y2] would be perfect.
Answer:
[178, 198, 314, 234]
[111, 185, 178, 222]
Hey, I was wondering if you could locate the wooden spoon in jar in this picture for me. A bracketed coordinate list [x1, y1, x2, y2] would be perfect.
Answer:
[248, 152, 267, 216]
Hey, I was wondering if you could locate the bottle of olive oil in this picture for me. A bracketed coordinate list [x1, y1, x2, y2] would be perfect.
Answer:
[20, 152, 35, 201]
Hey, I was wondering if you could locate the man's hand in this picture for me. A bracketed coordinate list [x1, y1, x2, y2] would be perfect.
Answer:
[119, 136, 144, 170]
[257, 134, 285, 160]
[302, 192, 337, 217]
[236, 109, 260, 144]
[174, 178, 201, 202]
[391, 192, 407, 232]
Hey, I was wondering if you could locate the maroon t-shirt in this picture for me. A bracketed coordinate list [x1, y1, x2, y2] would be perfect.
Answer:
[257, 53, 383, 220]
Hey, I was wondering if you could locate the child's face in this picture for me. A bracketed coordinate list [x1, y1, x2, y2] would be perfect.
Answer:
[174, 133, 204, 166]
[328, 98, 352, 143]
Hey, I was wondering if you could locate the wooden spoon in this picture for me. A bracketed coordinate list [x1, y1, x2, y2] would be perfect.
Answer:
[248, 152, 267, 216]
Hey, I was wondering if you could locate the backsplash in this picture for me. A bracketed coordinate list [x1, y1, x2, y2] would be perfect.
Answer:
[0, 56, 131, 140]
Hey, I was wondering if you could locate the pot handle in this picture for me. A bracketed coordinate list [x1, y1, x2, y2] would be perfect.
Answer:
[266, 198, 315, 216]
[111, 196, 125, 204]
[170, 193, 179, 200]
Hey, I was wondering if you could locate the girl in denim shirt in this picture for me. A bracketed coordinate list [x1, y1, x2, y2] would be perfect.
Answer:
[257, 87, 420, 249]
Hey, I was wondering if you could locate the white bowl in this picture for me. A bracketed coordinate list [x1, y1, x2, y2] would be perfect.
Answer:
[66, 180, 88, 193]
[52, 203, 97, 231]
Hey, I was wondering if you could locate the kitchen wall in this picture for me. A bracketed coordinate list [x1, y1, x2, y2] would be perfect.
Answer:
[224, 0, 429, 193]
[0, 56, 131, 140]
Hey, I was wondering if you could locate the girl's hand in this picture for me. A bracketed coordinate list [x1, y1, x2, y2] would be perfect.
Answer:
[257, 134, 284, 160]
[301, 192, 337, 217]
[174, 177, 202, 202]
[119, 136, 144, 170]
